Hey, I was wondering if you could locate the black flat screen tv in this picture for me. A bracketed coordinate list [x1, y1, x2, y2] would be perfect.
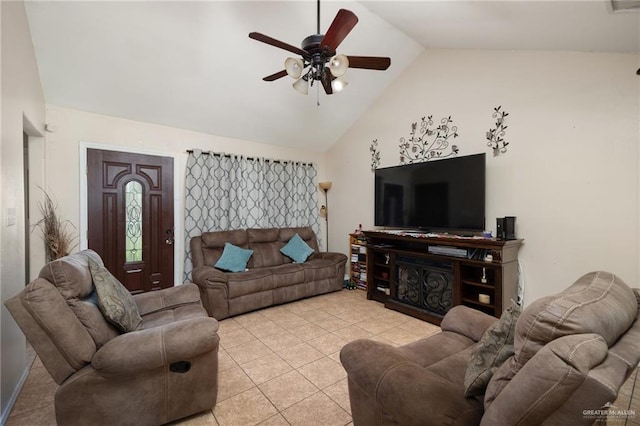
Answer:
[374, 153, 486, 232]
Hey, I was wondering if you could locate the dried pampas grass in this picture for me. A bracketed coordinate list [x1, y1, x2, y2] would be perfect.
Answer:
[33, 190, 78, 261]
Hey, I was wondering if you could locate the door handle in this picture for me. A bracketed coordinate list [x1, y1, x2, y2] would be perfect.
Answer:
[165, 229, 174, 245]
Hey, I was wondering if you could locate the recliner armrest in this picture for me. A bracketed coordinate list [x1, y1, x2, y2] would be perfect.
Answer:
[191, 266, 230, 319]
[192, 265, 229, 287]
[341, 339, 484, 425]
[441, 305, 498, 342]
[133, 283, 201, 316]
[92, 317, 219, 376]
[340, 339, 413, 396]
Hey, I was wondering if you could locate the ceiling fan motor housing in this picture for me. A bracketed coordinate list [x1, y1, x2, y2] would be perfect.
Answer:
[302, 34, 335, 60]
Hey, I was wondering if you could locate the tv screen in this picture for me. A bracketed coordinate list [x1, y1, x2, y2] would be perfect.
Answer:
[374, 154, 485, 232]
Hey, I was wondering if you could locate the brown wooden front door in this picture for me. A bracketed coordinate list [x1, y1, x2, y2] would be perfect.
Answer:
[87, 149, 174, 294]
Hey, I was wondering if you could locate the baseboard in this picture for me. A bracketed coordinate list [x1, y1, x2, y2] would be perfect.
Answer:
[0, 364, 31, 425]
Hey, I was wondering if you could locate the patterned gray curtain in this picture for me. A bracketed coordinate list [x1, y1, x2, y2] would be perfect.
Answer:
[183, 150, 321, 281]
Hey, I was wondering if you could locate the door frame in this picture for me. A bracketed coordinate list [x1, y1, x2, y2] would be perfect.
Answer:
[79, 141, 182, 285]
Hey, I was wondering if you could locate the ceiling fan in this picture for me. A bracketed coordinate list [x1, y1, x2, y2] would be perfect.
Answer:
[248, 0, 391, 96]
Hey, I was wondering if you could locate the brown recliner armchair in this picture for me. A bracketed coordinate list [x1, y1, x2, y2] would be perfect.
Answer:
[5, 250, 219, 426]
[341, 271, 640, 425]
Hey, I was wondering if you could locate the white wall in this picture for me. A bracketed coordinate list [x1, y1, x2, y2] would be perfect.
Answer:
[1, 0, 46, 420]
[327, 49, 639, 305]
[42, 105, 328, 282]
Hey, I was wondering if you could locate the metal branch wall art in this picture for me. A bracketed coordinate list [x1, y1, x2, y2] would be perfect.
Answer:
[369, 139, 381, 171]
[486, 106, 509, 156]
[369, 107, 512, 170]
[399, 115, 459, 164]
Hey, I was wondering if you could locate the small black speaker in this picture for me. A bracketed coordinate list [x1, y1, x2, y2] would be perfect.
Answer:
[496, 217, 505, 240]
[504, 216, 516, 240]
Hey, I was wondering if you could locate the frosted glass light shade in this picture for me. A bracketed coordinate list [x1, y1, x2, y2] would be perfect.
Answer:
[331, 77, 348, 93]
[328, 54, 349, 77]
[292, 77, 308, 95]
[285, 57, 304, 79]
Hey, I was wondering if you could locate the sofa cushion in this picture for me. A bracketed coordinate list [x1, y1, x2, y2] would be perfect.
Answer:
[89, 258, 143, 333]
[215, 243, 254, 272]
[484, 271, 637, 409]
[270, 264, 306, 288]
[302, 258, 337, 282]
[227, 269, 274, 298]
[464, 301, 520, 397]
[133, 283, 202, 317]
[281, 233, 315, 263]
[247, 228, 284, 268]
[141, 304, 210, 329]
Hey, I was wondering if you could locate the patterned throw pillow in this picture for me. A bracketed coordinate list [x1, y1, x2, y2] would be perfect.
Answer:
[280, 233, 315, 263]
[215, 243, 254, 272]
[464, 301, 521, 397]
[88, 257, 142, 333]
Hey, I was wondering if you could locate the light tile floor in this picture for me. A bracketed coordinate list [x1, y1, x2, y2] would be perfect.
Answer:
[6, 289, 640, 425]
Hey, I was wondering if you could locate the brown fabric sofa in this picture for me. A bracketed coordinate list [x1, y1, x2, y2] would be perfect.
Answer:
[4, 250, 219, 426]
[190, 226, 347, 319]
[341, 271, 640, 425]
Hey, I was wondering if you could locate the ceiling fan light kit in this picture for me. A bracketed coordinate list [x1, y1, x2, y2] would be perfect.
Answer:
[331, 77, 348, 93]
[285, 57, 304, 79]
[329, 54, 349, 77]
[293, 77, 309, 95]
[249, 0, 391, 97]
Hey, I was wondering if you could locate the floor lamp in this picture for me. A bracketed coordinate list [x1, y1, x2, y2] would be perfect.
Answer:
[319, 181, 332, 252]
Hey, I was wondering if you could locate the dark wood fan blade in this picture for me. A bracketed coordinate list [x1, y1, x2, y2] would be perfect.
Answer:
[263, 70, 288, 81]
[347, 56, 391, 70]
[321, 68, 333, 95]
[321, 9, 358, 51]
[249, 32, 308, 57]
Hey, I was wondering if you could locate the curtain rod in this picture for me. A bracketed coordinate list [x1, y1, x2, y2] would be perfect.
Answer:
[186, 150, 313, 166]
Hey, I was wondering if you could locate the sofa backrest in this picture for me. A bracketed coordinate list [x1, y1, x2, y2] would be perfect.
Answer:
[191, 227, 320, 269]
[247, 227, 320, 268]
[483, 271, 639, 417]
[247, 228, 283, 268]
[512, 271, 637, 367]
[6, 278, 96, 384]
[191, 230, 249, 268]
[4, 250, 120, 384]
[39, 250, 120, 348]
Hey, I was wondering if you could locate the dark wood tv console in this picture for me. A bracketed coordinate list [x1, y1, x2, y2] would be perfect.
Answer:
[363, 231, 523, 325]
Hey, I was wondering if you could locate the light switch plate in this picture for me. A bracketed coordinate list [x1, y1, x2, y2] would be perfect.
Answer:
[6, 208, 16, 226]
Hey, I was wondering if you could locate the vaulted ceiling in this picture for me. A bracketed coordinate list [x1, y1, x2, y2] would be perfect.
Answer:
[25, 1, 640, 152]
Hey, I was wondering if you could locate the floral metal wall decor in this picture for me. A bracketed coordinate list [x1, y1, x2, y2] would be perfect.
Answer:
[486, 106, 509, 156]
[399, 115, 459, 164]
[369, 139, 381, 171]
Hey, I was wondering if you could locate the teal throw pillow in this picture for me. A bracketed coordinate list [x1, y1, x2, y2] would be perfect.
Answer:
[280, 233, 315, 263]
[88, 257, 143, 333]
[215, 243, 254, 272]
